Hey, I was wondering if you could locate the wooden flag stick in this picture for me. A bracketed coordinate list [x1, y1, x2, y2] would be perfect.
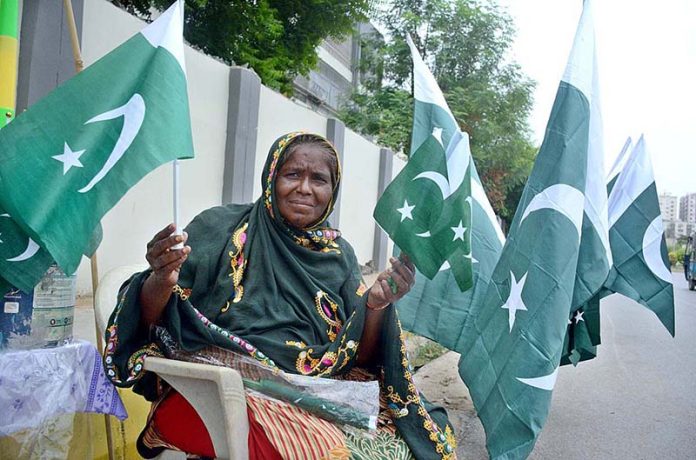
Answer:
[62, 1, 116, 459]
[172, 160, 184, 248]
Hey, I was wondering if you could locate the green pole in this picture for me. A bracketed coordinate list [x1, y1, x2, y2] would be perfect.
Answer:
[0, 0, 19, 127]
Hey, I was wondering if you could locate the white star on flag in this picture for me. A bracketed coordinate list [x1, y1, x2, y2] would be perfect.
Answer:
[501, 272, 528, 332]
[52, 142, 86, 174]
[451, 220, 467, 241]
[573, 310, 585, 324]
[397, 200, 415, 222]
[0, 232, 3, 244]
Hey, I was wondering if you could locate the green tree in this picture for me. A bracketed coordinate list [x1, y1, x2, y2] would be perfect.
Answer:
[342, 0, 536, 225]
[668, 243, 686, 268]
[113, 0, 370, 94]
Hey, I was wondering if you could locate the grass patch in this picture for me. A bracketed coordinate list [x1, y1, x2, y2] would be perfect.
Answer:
[404, 332, 448, 369]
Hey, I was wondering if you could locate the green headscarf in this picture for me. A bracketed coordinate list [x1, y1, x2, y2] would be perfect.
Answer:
[104, 132, 456, 459]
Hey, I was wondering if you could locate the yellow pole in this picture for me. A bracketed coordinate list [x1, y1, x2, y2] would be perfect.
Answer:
[61, 1, 116, 459]
[0, 0, 19, 127]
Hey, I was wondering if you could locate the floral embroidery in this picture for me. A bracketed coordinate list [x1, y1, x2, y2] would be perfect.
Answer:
[103, 286, 163, 384]
[172, 284, 191, 301]
[384, 384, 419, 419]
[293, 227, 342, 254]
[228, 222, 249, 303]
[293, 332, 358, 377]
[191, 305, 278, 370]
[386, 319, 456, 458]
[285, 340, 307, 349]
[314, 290, 342, 341]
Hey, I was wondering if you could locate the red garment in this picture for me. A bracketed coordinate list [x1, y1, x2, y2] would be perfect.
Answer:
[143, 389, 282, 459]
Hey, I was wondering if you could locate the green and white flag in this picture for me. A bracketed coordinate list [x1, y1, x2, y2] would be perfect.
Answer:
[561, 137, 631, 366]
[397, 163, 505, 351]
[0, 2, 193, 276]
[562, 135, 675, 365]
[394, 40, 505, 349]
[458, 2, 607, 457]
[374, 35, 474, 292]
[0, 205, 54, 292]
[604, 134, 675, 334]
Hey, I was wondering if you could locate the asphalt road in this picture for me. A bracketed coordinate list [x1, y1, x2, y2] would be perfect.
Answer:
[416, 273, 695, 459]
[532, 273, 696, 459]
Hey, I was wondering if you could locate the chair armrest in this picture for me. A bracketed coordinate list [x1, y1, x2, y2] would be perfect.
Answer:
[144, 357, 249, 460]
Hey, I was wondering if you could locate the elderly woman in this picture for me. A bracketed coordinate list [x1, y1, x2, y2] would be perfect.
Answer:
[104, 132, 456, 459]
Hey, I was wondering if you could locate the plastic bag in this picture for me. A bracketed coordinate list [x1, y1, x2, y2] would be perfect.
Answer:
[154, 326, 379, 431]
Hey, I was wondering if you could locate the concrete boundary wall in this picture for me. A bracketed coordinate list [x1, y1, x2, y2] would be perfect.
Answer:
[16, 0, 396, 294]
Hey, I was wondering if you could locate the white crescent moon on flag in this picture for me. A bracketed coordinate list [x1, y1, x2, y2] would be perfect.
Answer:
[413, 171, 450, 199]
[0, 213, 40, 262]
[79, 93, 146, 193]
[519, 184, 585, 238]
[7, 239, 40, 262]
[517, 367, 559, 391]
[642, 216, 673, 284]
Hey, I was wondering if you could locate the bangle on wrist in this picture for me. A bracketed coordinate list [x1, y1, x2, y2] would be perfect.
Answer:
[366, 300, 389, 311]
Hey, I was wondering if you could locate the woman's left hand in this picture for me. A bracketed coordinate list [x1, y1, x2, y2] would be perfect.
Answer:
[367, 255, 416, 309]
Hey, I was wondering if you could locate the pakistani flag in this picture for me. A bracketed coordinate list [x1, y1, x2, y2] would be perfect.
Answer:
[0, 2, 193, 277]
[561, 138, 631, 366]
[604, 135, 675, 334]
[394, 41, 505, 348]
[374, 35, 473, 292]
[458, 2, 608, 457]
[0, 206, 54, 292]
[561, 135, 675, 365]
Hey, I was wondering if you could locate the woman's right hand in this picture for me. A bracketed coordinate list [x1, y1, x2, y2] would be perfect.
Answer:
[145, 223, 190, 288]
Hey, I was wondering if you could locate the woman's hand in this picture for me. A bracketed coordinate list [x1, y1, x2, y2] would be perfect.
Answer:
[367, 255, 416, 309]
[358, 255, 415, 365]
[145, 223, 190, 288]
[140, 224, 190, 328]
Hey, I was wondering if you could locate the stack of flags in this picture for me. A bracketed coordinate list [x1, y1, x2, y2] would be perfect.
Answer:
[383, 0, 674, 458]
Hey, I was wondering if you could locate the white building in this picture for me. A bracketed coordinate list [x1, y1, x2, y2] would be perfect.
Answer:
[679, 193, 696, 224]
[665, 220, 695, 244]
[658, 192, 678, 221]
[293, 23, 382, 117]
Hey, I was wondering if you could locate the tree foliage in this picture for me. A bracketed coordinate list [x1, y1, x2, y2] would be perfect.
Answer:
[342, 0, 537, 225]
[113, 0, 370, 94]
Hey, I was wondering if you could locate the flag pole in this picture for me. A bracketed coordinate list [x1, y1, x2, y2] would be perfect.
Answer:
[173, 159, 183, 247]
[62, 1, 116, 459]
[172, 0, 185, 247]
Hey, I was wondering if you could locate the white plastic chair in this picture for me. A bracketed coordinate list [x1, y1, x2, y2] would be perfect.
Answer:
[94, 264, 249, 460]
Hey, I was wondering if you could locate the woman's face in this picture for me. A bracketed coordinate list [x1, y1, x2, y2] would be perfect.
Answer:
[275, 144, 334, 229]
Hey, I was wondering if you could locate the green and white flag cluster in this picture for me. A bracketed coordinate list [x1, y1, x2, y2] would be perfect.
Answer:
[562, 135, 675, 365]
[373, 35, 474, 292]
[395, 39, 505, 349]
[457, 2, 610, 457]
[605, 135, 675, 332]
[0, 1, 193, 290]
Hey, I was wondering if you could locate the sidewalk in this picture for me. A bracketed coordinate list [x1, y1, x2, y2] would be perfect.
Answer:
[414, 351, 486, 459]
